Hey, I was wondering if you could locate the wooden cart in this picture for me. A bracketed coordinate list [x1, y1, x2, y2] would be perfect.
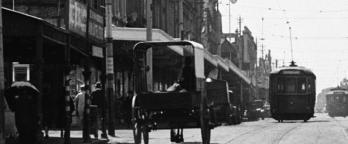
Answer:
[131, 41, 218, 144]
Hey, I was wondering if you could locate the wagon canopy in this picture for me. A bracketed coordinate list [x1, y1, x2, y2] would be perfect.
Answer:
[133, 40, 205, 79]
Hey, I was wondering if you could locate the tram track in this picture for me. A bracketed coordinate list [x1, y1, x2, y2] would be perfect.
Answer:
[223, 120, 304, 144]
[332, 117, 348, 140]
[223, 121, 283, 144]
[271, 122, 303, 144]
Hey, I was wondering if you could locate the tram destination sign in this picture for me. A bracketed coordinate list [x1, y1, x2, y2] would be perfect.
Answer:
[281, 70, 301, 74]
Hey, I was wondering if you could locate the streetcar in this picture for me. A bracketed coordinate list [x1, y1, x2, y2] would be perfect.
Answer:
[269, 61, 316, 122]
[131, 41, 221, 144]
[326, 87, 348, 117]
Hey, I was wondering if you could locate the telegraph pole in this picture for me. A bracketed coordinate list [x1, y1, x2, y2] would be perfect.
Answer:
[179, 0, 184, 40]
[146, 0, 153, 91]
[105, 0, 115, 136]
[0, 0, 5, 143]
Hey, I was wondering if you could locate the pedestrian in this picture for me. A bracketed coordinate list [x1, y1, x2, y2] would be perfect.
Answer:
[74, 85, 87, 127]
[90, 82, 108, 139]
[179, 57, 196, 91]
[5, 81, 42, 144]
[74, 84, 92, 141]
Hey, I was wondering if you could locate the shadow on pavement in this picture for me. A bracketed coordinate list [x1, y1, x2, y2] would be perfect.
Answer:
[44, 137, 108, 144]
[305, 120, 330, 123]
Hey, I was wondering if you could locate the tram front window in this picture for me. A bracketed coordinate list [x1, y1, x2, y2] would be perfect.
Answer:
[284, 78, 296, 93]
[277, 77, 308, 94]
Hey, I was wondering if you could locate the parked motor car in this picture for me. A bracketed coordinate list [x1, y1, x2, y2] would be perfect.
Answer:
[246, 100, 266, 121]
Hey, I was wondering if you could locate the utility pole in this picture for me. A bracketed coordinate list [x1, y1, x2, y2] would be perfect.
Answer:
[238, 16, 242, 36]
[289, 26, 293, 62]
[201, 0, 209, 49]
[0, 0, 5, 143]
[105, 0, 115, 136]
[146, 0, 153, 91]
[228, 2, 231, 35]
[179, 0, 184, 40]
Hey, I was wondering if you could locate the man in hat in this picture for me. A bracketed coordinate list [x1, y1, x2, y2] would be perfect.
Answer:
[91, 82, 108, 139]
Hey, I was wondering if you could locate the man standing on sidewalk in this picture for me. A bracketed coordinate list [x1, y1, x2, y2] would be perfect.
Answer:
[91, 82, 108, 139]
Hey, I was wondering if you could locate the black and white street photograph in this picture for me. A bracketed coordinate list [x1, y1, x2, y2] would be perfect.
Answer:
[0, 0, 348, 144]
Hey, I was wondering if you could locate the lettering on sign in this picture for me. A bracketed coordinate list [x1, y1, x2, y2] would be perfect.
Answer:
[89, 9, 104, 40]
[69, 0, 87, 37]
[106, 57, 114, 74]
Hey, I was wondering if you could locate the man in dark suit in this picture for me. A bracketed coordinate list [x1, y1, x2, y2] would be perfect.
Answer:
[91, 82, 108, 139]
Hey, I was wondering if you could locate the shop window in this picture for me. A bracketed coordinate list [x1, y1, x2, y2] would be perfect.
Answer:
[12, 63, 30, 82]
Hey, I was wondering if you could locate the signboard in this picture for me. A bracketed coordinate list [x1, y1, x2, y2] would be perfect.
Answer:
[12, 63, 30, 82]
[92, 45, 104, 58]
[89, 9, 104, 41]
[106, 57, 114, 74]
[68, 0, 87, 37]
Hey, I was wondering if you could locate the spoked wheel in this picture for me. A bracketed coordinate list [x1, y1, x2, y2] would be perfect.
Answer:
[132, 108, 149, 144]
[132, 93, 149, 144]
[200, 97, 211, 144]
[133, 120, 142, 144]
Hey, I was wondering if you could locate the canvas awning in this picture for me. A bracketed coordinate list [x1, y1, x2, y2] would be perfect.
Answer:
[214, 55, 229, 72]
[224, 59, 251, 84]
[111, 26, 183, 56]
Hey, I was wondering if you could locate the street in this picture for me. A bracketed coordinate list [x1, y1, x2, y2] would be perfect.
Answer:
[102, 113, 348, 144]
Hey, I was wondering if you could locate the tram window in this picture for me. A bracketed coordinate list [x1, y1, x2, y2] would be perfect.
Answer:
[297, 78, 307, 93]
[277, 78, 285, 92]
[284, 78, 296, 93]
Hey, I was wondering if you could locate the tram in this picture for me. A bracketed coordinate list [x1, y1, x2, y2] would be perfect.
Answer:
[326, 87, 348, 117]
[269, 61, 316, 122]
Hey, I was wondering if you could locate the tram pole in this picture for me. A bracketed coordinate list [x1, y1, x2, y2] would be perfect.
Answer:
[105, 0, 115, 136]
[0, 0, 5, 143]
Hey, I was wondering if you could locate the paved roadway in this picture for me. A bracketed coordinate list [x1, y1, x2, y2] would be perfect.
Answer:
[107, 113, 348, 144]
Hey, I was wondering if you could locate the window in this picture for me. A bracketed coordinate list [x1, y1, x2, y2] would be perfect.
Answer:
[284, 78, 296, 93]
[275, 77, 309, 94]
[297, 78, 307, 93]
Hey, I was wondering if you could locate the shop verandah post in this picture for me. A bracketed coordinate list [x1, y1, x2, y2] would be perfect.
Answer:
[0, 0, 5, 143]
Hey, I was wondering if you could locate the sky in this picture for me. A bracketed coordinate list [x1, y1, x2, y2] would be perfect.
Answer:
[219, 0, 348, 94]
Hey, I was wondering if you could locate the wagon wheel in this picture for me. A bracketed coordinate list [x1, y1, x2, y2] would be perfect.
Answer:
[132, 106, 149, 144]
[143, 129, 149, 144]
[132, 107, 142, 144]
[200, 97, 211, 144]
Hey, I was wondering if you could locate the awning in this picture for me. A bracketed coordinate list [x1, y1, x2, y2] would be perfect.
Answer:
[224, 59, 251, 84]
[111, 26, 183, 55]
[204, 50, 218, 67]
[214, 55, 229, 72]
[112, 26, 223, 69]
